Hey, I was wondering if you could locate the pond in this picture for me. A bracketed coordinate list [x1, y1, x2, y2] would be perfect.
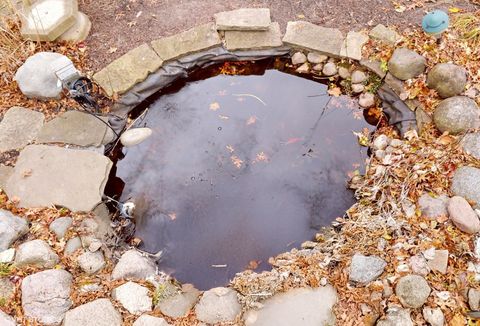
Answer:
[111, 60, 373, 290]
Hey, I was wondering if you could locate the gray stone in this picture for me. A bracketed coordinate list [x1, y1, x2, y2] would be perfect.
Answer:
[360, 59, 387, 78]
[369, 24, 401, 45]
[15, 239, 59, 268]
[291, 52, 307, 65]
[0, 277, 15, 302]
[244, 286, 336, 326]
[0, 310, 16, 326]
[37, 111, 108, 147]
[433, 96, 480, 134]
[296, 63, 310, 74]
[224, 22, 283, 51]
[373, 134, 389, 150]
[307, 52, 328, 64]
[151, 23, 221, 62]
[63, 298, 122, 326]
[0, 248, 15, 263]
[447, 196, 480, 234]
[49, 216, 72, 239]
[195, 287, 241, 324]
[112, 249, 156, 280]
[461, 133, 480, 159]
[388, 48, 426, 81]
[427, 63, 467, 98]
[20, 0, 77, 41]
[423, 307, 445, 326]
[338, 66, 351, 79]
[384, 73, 407, 98]
[418, 193, 448, 220]
[214, 8, 271, 31]
[77, 250, 105, 274]
[94, 43, 163, 96]
[312, 63, 323, 72]
[133, 315, 171, 326]
[0, 107, 45, 152]
[22, 269, 72, 325]
[322, 62, 337, 76]
[157, 285, 200, 318]
[416, 107, 432, 135]
[426, 249, 449, 274]
[5, 145, 112, 212]
[0, 165, 13, 189]
[469, 288, 480, 310]
[376, 307, 413, 326]
[452, 167, 480, 208]
[58, 12, 91, 42]
[340, 31, 369, 60]
[15, 52, 73, 99]
[395, 275, 431, 308]
[112, 281, 152, 315]
[351, 70, 367, 84]
[359, 93, 375, 108]
[408, 255, 430, 276]
[0, 209, 29, 251]
[349, 254, 386, 284]
[64, 237, 82, 255]
[282, 21, 344, 57]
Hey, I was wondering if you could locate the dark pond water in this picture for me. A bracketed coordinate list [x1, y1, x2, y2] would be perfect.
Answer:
[113, 65, 372, 290]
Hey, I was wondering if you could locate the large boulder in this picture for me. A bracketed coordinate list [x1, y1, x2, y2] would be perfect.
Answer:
[63, 299, 122, 326]
[0, 209, 29, 251]
[21, 269, 72, 325]
[349, 254, 386, 284]
[395, 275, 431, 308]
[388, 48, 426, 80]
[433, 96, 480, 134]
[451, 166, 480, 208]
[0, 107, 45, 153]
[112, 250, 156, 280]
[14, 52, 73, 99]
[195, 287, 242, 324]
[461, 132, 480, 159]
[14, 239, 59, 268]
[427, 63, 467, 98]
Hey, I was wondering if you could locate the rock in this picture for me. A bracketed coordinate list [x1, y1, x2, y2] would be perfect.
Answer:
[5, 145, 112, 212]
[433, 96, 480, 134]
[451, 167, 480, 208]
[373, 134, 389, 150]
[408, 255, 430, 276]
[375, 150, 386, 160]
[15, 53, 73, 99]
[389, 139, 403, 147]
[461, 133, 480, 159]
[224, 22, 283, 51]
[0, 165, 13, 189]
[133, 315, 171, 326]
[322, 62, 337, 76]
[77, 250, 105, 274]
[157, 284, 200, 318]
[282, 21, 344, 57]
[63, 298, 122, 326]
[418, 193, 449, 220]
[37, 111, 109, 147]
[312, 63, 323, 72]
[416, 107, 433, 134]
[388, 48, 426, 80]
[447, 196, 480, 234]
[340, 31, 369, 60]
[426, 250, 448, 274]
[94, 43, 163, 97]
[0, 209, 28, 251]
[112, 281, 152, 315]
[214, 8, 271, 31]
[79, 283, 102, 293]
[0, 248, 15, 263]
[243, 286, 336, 326]
[64, 237, 82, 255]
[49, 216, 72, 239]
[376, 307, 413, 326]
[349, 254, 386, 284]
[112, 249, 156, 280]
[423, 307, 445, 326]
[395, 275, 431, 308]
[291, 52, 307, 65]
[0, 310, 16, 326]
[22, 269, 72, 325]
[120, 128, 153, 147]
[360, 59, 387, 78]
[295, 63, 310, 74]
[307, 52, 328, 64]
[352, 84, 365, 94]
[469, 288, 480, 310]
[0, 107, 45, 152]
[369, 24, 401, 45]
[359, 92, 375, 108]
[15, 239, 59, 268]
[351, 70, 367, 84]
[338, 66, 351, 79]
[195, 287, 241, 324]
[427, 63, 467, 98]
[58, 12, 91, 42]
[0, 277, 15, 303]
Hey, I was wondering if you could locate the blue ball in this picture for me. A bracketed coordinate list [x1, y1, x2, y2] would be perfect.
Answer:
[422, 10, 449, 35]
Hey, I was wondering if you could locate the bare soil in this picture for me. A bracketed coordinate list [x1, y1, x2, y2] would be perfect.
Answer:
[80, 0, 479, 72]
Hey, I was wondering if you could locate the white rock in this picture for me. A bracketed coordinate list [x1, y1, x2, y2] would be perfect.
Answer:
[376, 306, 413, 326]
[373, 135, 389, 150]
[0, 310, 16, 326]
[338, 66, 351, 79]
[15, 239, 59, 268]
[0, 209, 29, 251]
[133, 315, 171, 326]
[64, 236, 82, 255]
[49, 216, 72, 239]
[312, 63, 323, 72]
[322, 62, 337, 76]
[352, 84, 365, 94]
[358, 92, 375, 108]
[351, 70, 367, 84]
[112, 281, 152, 315]
[77, 250, 106, 274]
[63, 298, 122, 326]
[291, 52, 307, 65]
[112, 249, 156, 280]
[195, 287, 241, 324]
[120, 128, 153, 147]
[0, 248, 15, 263]
[307, 52, 328, 64]
[423, 307, 445, 326]
[296, 62, 310, 74]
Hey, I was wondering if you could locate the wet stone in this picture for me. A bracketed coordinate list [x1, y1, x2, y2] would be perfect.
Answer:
[63, 298, 122, 326]
[418, 193, 448, 220]
[461, 133, 480, 159]
[214, 8, 271, 31]
[349, 254, 386, 284]
[395, 275, 431, 308]
[15, 239, 59, 268]
[388, 48, 426, 81]
[0, 107, 45, 152]
[451, 166, 480, 209]
[195, 287, 241, 324]
[0, 209, 29, 251]
[433, 96, 480, 134]
[369, 24, 401, 45]
[224, 22, 283, 51]
[49, 216, 73, 239]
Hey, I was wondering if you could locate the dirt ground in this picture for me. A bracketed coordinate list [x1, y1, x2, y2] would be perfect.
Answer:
[80, 0, 479, 72]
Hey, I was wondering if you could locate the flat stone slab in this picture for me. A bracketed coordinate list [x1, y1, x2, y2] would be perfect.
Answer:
[340, 31, 369, 60]
[36, 110, 108, 147]
[369, 24, 401, 45]
[0, 107, 45, 152]
[244, 286, 337, 326]
[58, 11, 91, 42]
[224, 22, 283, 51]
[94, 43, 163, 96]
[214, 8, 271, 31]
[282, 21, 344, 57]
[5, 145, 112, 212]
[151, 23, 222, 62]
[21, 0, 78, 41]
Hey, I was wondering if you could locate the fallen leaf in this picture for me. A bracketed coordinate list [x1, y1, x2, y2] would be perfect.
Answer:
[449, 7, 461, 13]
[328, 87, 342, 97]
[108, 47, 117, 54]
[395, 5, 406, 12]
[209, 102, 220, 111]
[246, 115, 257, 125]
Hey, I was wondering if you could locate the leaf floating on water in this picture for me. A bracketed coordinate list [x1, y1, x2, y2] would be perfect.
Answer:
[285, 137, 302, 145]
[246, 260, 261, 270]
[246, 115, 257, 125]
[226, 145, 235, 153]
[253, 152, 269, 163]
[231, 155, 244, 169]
[353, 131, 369, 147]
[209, 102, 220, 111]
[168, 212, 177, 221]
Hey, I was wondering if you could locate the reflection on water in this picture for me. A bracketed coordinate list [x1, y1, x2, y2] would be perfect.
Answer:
[115, 69, 371, 290]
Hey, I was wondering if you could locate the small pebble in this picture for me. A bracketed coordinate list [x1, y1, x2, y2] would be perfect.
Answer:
[351, 70, 367, 84]
[373, 134, 389, 150]
[359, 92, 375, 108]
[352, 84, 365, 94]
[291, 52, 307, 65]
[312, 63, 323, 72]
[322, 62, 337, 76]
[296, 62, 310, 74]
[338, 66, 351, 79]
[307, 52, 328, 64]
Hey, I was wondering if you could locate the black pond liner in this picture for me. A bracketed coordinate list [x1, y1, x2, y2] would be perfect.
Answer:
[104, 52, 393, 290]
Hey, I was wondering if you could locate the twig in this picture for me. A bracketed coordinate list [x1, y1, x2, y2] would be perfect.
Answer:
[232, 93, 267, 106]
